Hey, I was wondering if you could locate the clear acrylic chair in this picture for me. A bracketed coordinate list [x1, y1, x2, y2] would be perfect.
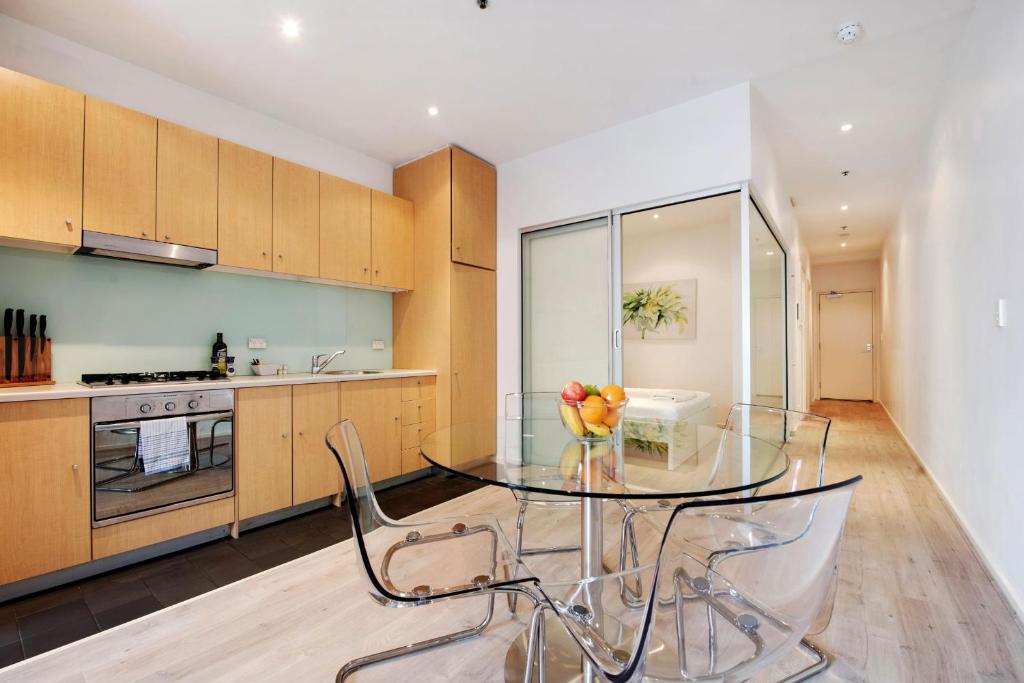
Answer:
[504, 393, 584, 611]
[325, 419, 541, 681]
[524, 476, 862, 683]
[615, 404, 832, 586]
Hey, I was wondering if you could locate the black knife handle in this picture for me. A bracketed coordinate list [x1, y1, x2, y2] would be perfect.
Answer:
[38, 315, 47, 357]
[28, 314, 37, 359]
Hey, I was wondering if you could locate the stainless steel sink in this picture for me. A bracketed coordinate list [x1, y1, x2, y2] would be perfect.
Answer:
[324, 370, 384, 376]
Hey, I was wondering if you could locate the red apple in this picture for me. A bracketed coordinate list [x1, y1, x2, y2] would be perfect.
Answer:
[561, 381, 586, 403]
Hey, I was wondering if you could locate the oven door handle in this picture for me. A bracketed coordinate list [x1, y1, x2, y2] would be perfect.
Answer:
[94, 411, 234, 432]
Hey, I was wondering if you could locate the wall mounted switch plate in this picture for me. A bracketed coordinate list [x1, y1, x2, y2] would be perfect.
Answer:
[997, 299, 1008, 328]
[248, 337, 268, 349]
[372, 339, 386, 350]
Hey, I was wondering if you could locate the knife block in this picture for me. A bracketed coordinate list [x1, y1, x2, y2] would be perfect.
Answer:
[0, 337, 55, 387]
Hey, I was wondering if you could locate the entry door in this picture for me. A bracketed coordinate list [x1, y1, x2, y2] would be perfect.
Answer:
[818, 292, 873, 400]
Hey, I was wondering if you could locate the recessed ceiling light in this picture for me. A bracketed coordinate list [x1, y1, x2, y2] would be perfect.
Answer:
[840, 123, 854, 133]
[840, 242, 848, 248]
[427, 106, 439, 117]
[840, 204, 849, 211]
[281, 17, 300, 39]
[766, 251, 775, 256]
[652, 213, 660, 220]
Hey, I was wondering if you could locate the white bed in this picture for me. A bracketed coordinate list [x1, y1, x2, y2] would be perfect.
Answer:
[623, 388, 716, 469]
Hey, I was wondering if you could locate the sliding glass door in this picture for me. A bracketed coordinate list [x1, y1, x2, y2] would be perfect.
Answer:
[521, 217, 611, 393]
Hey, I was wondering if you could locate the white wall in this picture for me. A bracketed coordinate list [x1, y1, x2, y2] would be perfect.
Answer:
[881, 0, 1024, 616]
[811, 259, 881, 401]
[496, 84, 753, 407]
[750, 100, 812, 412]
[621, 197, 739, 421]
[0, 14, 392, 191]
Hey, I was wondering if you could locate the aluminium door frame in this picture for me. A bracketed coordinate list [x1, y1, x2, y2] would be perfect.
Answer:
[815, 288, 876, 402]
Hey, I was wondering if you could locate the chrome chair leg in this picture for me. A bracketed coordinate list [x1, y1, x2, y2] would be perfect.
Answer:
[778, 638, 831, 682]
[522, 603, 548, 683]
[510, 501, 529, 614]
[337, 593, 497, 681]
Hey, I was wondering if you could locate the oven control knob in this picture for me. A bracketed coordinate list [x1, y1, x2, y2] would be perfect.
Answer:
[188, 400, 200, 409]
[139, 403, 153, 414]
[164, 402, 176, 411]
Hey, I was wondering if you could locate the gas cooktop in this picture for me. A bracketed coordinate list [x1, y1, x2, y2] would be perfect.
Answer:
[79, 371, 230, 387]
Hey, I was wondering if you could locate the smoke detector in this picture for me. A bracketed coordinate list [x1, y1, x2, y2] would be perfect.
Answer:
[836, 22, 862, 44]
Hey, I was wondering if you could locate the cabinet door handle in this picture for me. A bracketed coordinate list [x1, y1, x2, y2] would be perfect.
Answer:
[72, 464, 79, 471]
[281, 433, 289, 439]
[65, 217, 73, 229]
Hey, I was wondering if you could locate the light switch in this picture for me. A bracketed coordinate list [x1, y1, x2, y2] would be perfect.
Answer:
[997, 299, 1008, 328]
[372, 339, 386, 351]
[248, 337, 268, 349]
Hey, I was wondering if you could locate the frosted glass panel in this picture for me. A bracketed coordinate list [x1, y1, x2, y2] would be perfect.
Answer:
[522, 219, 609, 393]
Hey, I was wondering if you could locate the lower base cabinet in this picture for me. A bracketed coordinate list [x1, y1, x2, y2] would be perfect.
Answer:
[92, 497, 235, 560]
[292, 383, 342, 505]
[237, 385, 293, 520]
[340, 379, 403, 482]
[0, 399, 91, 585]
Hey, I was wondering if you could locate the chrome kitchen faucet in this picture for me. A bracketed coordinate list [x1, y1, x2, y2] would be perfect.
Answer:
[311, 350, 346, 374]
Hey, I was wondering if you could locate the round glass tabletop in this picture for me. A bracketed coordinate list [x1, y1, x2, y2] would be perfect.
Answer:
[420, 417, 789, 500]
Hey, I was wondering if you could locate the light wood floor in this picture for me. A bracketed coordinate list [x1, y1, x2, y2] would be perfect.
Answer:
[1, 401, 1021, 682]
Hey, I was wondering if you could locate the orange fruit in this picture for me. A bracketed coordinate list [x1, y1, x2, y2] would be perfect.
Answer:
[579, 395, 608, 423]
[600, 384, 626, 403]
[602, 409, 621, 428]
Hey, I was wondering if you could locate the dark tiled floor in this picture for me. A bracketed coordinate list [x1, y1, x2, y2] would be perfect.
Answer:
[0, 473, 485, 669]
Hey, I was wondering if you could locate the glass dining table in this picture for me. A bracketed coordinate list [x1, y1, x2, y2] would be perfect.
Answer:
[420, 415, 790, 682]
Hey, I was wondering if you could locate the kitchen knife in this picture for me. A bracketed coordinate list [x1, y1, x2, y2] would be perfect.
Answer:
[38, 315, 48, 381]
[28, 314, 37, 360]
[2, 309, 11, 382]
[15, 309, 25, 381]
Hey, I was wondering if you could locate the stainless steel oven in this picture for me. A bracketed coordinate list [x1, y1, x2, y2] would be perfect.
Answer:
[91, 389, 234, 526]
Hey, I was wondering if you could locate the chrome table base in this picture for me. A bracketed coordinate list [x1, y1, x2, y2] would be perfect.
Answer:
[505, 614, 590, 683]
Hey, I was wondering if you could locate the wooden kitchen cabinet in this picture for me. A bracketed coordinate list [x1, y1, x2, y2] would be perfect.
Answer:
[451, 147, 496, 270]
[320, 173, 372, 284]
[273, 158, 320, 277]
[0, 68, 84, 250]
[84, 97, 157, 240]
[218, 139, 273, 271]
[370, 190, 414, 290]
[237, 386, 294, 520]
[451, 263, 497, 464]
[339, 379, 403, 482]
[292, 383, 342, 505]
[157, 120, 218, 249]
[0, 399, 91, 585]
[399, 376, 436, 474]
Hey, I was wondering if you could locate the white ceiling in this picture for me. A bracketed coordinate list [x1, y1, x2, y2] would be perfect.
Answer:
[0, 0, 975, 258]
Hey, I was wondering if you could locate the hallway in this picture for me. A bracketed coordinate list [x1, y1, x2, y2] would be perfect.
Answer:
[810, 401, 1024, 681]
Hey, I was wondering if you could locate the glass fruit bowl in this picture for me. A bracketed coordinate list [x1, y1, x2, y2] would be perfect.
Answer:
[557, 396, 628, 442]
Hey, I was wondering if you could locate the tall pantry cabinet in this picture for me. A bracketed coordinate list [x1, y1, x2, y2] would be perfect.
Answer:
[392, 147, 497, 469]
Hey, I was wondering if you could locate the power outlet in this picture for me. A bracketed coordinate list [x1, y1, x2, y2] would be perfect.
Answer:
[372, 339, 386, 351]
[248, 337, 268, 349]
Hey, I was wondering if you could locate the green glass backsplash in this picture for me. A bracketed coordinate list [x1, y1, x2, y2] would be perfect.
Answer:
[0, 247, 393, 382]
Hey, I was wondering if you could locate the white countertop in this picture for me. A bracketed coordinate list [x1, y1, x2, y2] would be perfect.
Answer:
[0, 369, 436, 403]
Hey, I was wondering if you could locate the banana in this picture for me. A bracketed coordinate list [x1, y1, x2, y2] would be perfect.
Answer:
[560, 404, 587, 437]
[584, 421, 611, 437]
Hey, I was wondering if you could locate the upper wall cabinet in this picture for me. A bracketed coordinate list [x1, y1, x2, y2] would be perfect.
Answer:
[83, 97, 157, 240]
[273, 158, 320, 278]
[451, 147, 496, 271]
[0, 68, 84, 250]
[157, 120, 218, 249]
[320, 173, 372, 284]
[218, 140, 273, 271]
[370, 190, 414, 290]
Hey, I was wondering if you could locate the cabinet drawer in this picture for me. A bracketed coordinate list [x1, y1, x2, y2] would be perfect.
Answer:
[401, 423, 423, 449]
[401, 398, 436, 427]
[401, 376, 423, 401]
[420, 376, 436, 401]
[402, 446, 429, 474]
[420, 398, 436, 430]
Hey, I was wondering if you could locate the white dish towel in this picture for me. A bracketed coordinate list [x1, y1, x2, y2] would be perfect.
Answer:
[139, 417, 190, 474]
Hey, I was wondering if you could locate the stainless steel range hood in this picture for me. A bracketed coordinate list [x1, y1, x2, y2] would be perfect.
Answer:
[78, 231, 217, 269]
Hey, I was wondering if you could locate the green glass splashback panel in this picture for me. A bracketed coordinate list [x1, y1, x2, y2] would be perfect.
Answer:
[0, 247, 393, 382]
